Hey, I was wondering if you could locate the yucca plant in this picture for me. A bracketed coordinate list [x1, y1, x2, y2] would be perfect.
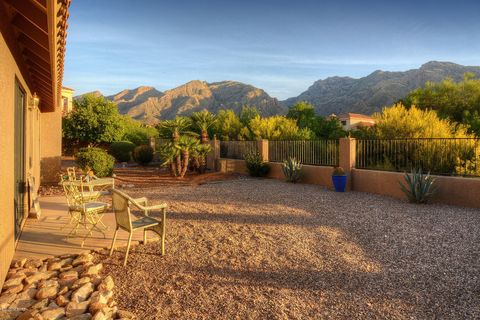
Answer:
[282, 157, 303, 183]
[399, 168, 437, 204]
[174, 135, 200, 178]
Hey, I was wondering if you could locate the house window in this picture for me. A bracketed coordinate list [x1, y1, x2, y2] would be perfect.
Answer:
[341, 120, 347, 126]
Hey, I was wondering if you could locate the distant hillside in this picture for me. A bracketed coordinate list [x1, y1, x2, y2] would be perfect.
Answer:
[283, 61, 480, 116]
[74, 61, 480, 122]
[74, 81, 284, 125]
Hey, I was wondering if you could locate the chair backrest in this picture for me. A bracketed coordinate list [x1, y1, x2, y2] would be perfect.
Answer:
[111, 189, 133, 231]
[61, 180, 87, 211]
[66, 167, 77, 181]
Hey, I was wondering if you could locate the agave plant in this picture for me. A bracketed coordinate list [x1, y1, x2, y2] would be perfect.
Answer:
[191, 110, 217, 144]
[282, 157, 303, 183]
[399, 168, 437, 204]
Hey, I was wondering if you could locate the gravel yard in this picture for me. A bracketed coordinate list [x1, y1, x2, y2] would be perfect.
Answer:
[97, 178, 480, 319]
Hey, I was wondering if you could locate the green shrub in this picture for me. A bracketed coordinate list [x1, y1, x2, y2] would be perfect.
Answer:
[109, 141, 135, 162]
[399, 168, 437, 204]
[75, 147, 115, 177]
[133, 145, 154, 165]
[282, 157, 303, 183]
[244, 151, 270, 177]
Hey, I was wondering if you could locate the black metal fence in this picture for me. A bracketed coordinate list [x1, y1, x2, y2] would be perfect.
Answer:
[268, 140, 339, 166]
[356, 138, 480, 176]
[220, 141, 259, 160]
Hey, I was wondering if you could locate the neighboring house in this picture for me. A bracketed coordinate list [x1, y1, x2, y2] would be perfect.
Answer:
[331, 113, 376, 130]
[0, 0, 70, 287]
[61, 86, 75, 115]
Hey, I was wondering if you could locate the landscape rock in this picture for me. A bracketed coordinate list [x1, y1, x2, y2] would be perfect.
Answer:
[66, 300, 91, 317]
[2, 276, 23, 290]
[16, 308, 40, 320]
[55, 294, 69, 307]
[71, 282, 95, 302]
[3, 283, 23, 294]
[24, 258, 43, 269]
[70, 314, 93, 320]
[82, 263, 103, 277]
[72, 254, 94, 267]
[35, 284, 59, 300]
[98, 275, 114, 291]
[41, 307, 65, 320]
[0, 292, 16, 309]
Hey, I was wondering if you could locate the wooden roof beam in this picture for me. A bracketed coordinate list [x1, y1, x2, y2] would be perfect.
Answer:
[18, 34, 50, 62]
[5, 0, 48, 32]
[12, 14, 49, 50]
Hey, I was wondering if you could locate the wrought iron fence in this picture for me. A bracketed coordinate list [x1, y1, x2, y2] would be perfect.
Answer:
[269, 140, 339, 166]
[356, 138, 480, 176]
[220, 141, 259, 160]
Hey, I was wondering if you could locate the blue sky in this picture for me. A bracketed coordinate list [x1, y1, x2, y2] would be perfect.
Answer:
[64, 0, 480, 99]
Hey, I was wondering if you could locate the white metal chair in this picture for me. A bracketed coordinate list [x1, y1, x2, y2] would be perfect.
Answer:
[61, 180, 109, 246]
[109, 189, 167, 265]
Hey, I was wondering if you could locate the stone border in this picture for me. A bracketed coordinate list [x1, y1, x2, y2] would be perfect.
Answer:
[0, 252, 136, 320]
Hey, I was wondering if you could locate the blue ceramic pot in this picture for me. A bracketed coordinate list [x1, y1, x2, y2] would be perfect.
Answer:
[332, 175, 347, 192]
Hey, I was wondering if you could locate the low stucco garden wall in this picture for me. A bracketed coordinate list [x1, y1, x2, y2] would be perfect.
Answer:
[219, 159, 480, 208]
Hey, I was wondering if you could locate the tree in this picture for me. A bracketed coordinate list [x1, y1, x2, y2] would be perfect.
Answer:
[403, 73, 480, 136]
[157, 117, 193, 141]
[214, 110, 244, 140]
[373, 103, 471, 139]
[63, 94, 125, 146]
[286, 101, 317, 129]
[239, 105, 259, 127]
[121, 116, 158, 145]
[191, 109, 217, 143]
[314, 117, 347, 139]
[249, 115, 313, 140]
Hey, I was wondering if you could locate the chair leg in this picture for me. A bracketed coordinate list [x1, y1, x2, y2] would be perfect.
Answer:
[124, 232, 133, 266]
[161, 208, 166, 256]
[109, 227, 119, 256]
[143, 230, 147, 245]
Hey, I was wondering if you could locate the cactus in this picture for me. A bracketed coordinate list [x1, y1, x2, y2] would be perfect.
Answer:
[399, 168, 437, 204]
[282, 157, 303, 183]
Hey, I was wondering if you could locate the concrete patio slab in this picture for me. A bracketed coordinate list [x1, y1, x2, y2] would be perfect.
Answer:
[14, 195, 159, 260]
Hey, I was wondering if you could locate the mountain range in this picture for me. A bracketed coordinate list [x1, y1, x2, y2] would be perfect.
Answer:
[75, 61, 480, 124]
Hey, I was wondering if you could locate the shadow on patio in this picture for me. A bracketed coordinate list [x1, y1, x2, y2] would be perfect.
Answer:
[14, 195, 157, 260]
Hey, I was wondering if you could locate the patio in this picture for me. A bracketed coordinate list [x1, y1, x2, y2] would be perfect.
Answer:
[14, 195, 155, 261]
[43, 177, 478, 319]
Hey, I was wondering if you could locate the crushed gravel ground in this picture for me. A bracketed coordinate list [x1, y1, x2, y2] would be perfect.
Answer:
[95, 178, 480, 319]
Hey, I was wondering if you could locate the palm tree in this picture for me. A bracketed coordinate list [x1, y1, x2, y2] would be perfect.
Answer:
[158, 143, 180, 176]
[159, 117, 193, 142]
[191, 143, 212, 173]
[174, 136, 200, 178]
[191, 110, 217, 144]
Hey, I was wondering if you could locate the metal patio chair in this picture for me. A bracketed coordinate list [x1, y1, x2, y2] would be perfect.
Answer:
[109, 189, 167, 265]
[61, 180, 109, 246]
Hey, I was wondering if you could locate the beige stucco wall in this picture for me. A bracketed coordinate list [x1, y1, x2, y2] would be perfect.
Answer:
[352, 169, 480, 208]
[40, 107, 62, 183]
[0, 32, 43, 287]
[218, 159, 334, 188]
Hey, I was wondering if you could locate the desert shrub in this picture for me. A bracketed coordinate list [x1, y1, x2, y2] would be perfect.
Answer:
[399, 168, 437, 204]
[244, 151, 270, 177]
[282, 157, 303, 183]
[133, 145, 154, 165]
[109, 141, 135, 162]
[75, 147, 115, 177]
